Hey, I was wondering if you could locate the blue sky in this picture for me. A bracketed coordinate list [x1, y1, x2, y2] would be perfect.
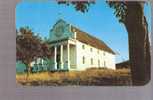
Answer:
[16, 0, 151, 63]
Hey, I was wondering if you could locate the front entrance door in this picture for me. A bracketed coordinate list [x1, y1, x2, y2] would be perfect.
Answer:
[56, 54, 60, 70]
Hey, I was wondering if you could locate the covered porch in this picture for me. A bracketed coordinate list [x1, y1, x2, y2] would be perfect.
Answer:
[49, 39, 77, 71]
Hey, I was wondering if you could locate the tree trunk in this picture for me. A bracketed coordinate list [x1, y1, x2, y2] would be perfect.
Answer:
[124, 2, 151, 85]
[26, 63, 32, 81]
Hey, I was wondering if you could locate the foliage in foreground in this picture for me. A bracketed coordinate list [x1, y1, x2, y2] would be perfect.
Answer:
[16, 69, 132, 86]
[57, 0, 151, 86]
[16, 27, 52, 79]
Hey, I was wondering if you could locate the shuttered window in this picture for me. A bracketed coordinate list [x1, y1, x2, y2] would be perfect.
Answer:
[83, 56, 85, 64]
[91, 58, 93, 65]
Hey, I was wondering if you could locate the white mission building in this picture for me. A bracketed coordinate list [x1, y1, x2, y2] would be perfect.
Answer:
[16, 19, 116, 72]
[44, 19, 116, 71]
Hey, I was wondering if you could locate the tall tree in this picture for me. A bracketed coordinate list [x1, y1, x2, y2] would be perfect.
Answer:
[16, 27, 51, 79]
[57, 1, 151, 85]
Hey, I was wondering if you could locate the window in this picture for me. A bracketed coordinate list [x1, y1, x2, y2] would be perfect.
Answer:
[82, 45, 85, 49]
[82, 56, 85, 64]
[91, 58, 93, 65]
[103, 52, 105, 56]
[98, 60, 100, 67]
[104, 61, 106, 67]
[90, 48, 93, 52]
[97, 50, 99, 54]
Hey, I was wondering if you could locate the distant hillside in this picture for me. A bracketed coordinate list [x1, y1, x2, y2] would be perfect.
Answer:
[116, 60, 130, 69]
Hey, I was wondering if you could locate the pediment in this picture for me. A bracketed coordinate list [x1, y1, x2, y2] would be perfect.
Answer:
[49, 19, 74, 42]
[52, 20, 66, 37]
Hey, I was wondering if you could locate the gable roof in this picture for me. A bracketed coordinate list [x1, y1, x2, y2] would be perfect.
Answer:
[71, 26, 115, 54]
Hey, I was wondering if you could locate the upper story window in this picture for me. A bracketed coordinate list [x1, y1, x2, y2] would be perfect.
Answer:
[90, 48, 93, 52]
[82, 45, 85, 49]
[82, 56, 85, 64]
[103, 52, 105, 56]
[97, 50, 99, 54]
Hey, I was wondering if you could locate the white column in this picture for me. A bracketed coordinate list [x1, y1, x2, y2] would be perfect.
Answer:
[74, 32, 77, 39]
[41, 59, 44, 70]
[54, 46, 57, 70]
[60, 45, 64, 69]
[67, 43, 70, 70]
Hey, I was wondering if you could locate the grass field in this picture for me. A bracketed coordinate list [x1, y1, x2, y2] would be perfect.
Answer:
[16, 68, 132, 86]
